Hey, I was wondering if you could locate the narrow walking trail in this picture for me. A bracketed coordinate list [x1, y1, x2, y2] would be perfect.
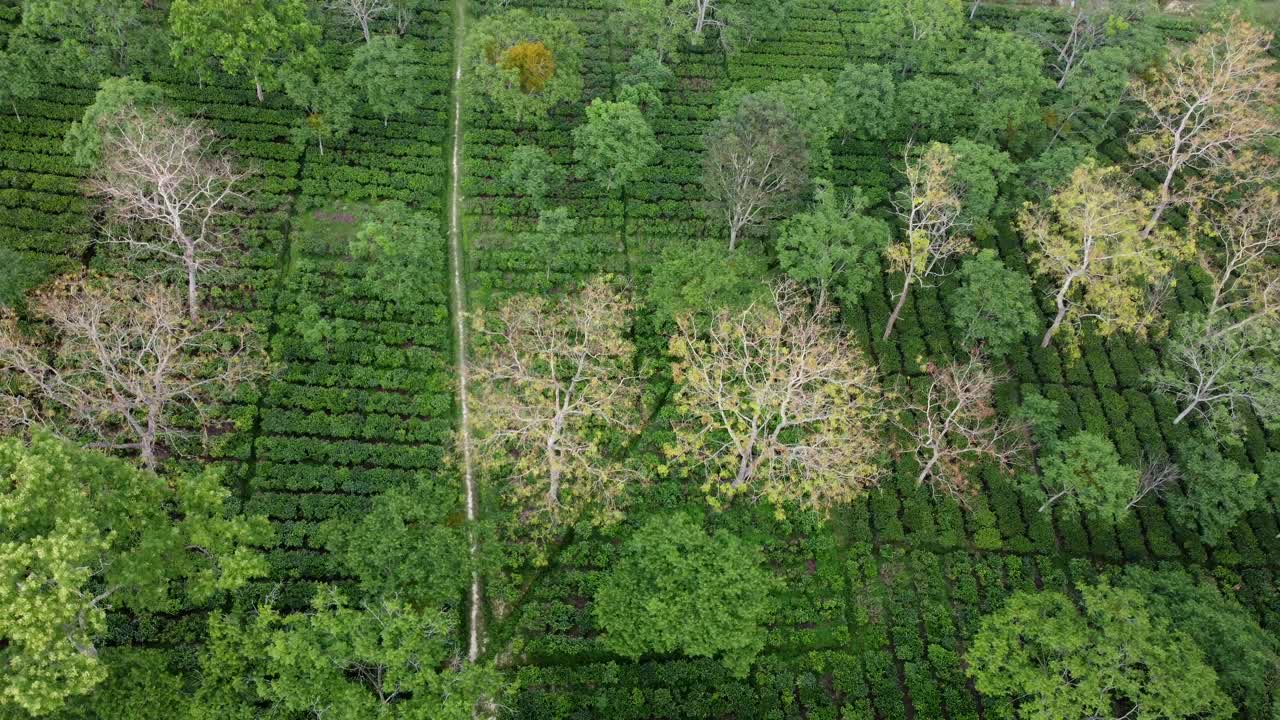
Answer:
[446, 0, 482, 664]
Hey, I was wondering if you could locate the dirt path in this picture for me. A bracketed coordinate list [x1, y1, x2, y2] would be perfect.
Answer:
[446, 0, 482, 664]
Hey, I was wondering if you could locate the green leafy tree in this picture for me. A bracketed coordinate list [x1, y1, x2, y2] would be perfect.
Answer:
[0, 46, 39, 121]
[960, 28, 1051, 149]
[897, 76, 969, 141]
[862, 0, 964, 76]
[501, 144, 565, 209]
[464, 9, 584, 123]
[1023, 431, 1137, 521]
[720, 76, 841, 173]
[169, 0, 319, 102]
[0, 433, 271, 717]
[968, 580, 1233, 720]
[948, 249, 1038, 357]
[195, 591, 500, 720]
[281, 51, 356, 155]
[612, 0, 685, 62]
[1117, 566, 1280, 714]
[594, 513, 776, 677]
[63, 76, 165, 167]
[835, 62, 898, 140]
[950, 138, 1014, 234]
[1048, 46, 1139, 147]
[572, 98, 658, 191]
[645, 237, 770, 331]
[776, 180, 890, 307]
[1170, 436, 1278, 546]
[19, 0, 145, 76]
[347, 36, 425, 126]
[325, 475, 469, 608]
[616, 48, 672, 115]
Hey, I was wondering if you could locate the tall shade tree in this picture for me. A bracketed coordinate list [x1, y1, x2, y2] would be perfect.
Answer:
[464, 10, 584, 123]
[612, 0, 685, 62]
[195, 591, 500, 720]
[0, 275, 266, 471]
[1130, 14, 1280, 239]
[776, 180, 890, 307]
[898, 353, 1025, 501]
[0, 47, 39, 121]
[572, 98, 658, 191]
[501, 144, 565, 209]
[702, 92, 809, 249]
[88, 106, 247, 320]
[63, 77, 165, 169]
[347, 36, 425, 126]
[594, 514, 776, 677]
[18, 0, 145, 75]
[862, 0, 964, 76]
[834, 62, 898, 140]
[1169, 436, 1277, 546]
[967, 581, 1233, 720]
[0, 433, 270, 717]
[1151, 313, 1280, 428]
[1015, 0, 1155, 91]
[948, 249, 1039, 357]
[328, 0, 389, 43]
[667, 280, 885, 514]
[169, 0, 320, 102]
[960, 28, 1051, 148]
[1117, 567, 1280, 714]
[469, 277, 641, 536]
[1021, 431, 1139, 522]
[1020, 159, 1188, 348]
[281, 51, 356, 155]
[882, 142, 971, 340]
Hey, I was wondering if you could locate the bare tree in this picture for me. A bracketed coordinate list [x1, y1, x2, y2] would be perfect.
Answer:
[1151, 312, 1280, 427]
[690, 0, 721, 36]
[1128, 456, 1179, 510]
[1130, 14, 1279, 239]
[1200, 187, 1280, 335]
[329, 0, 390, 43]
[702, 93, 809, 250]
[469, 276, 641, 531]
[1021, 159, 1184, 348]
[883, 142, 970, 340]
[0, 275, 266, 470]
[898, 352, 1025, 503]
[89, 106, 247, 322]
[668, 280, 886, 514]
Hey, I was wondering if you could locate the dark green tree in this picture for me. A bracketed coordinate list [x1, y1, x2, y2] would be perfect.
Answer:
[948, 249, 1038, 357]
[594, 513, 776, 676]
[1023, 431, 1137, 521]
[835, 62, 898, 140]
[0, 433, 271, 717]
[347, 36, 425, 126]
[169, 0, 319, 102]
[645, 238, 769, 330]
[501, 144, 565, 209]
[282, 51, 356, 155]
[968, 580, 1233, 720]
[776, 180, 889, 307]
[572, 98, 658, 191]
[960, 28, 1051, 149]
[1171, 437, 1279, 546]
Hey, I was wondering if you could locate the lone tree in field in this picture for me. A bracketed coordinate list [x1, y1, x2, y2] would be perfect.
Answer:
[464, 10, 584, 123]
[0, 275, 266, 471]
[0, 433, 271, 717]
[1022, 431, 1139, 522]
[469, 276, 641, 534]
[1021, 159, 1188, 349]
[667, 280, 885, 514]
[883, 142, 971, 340]
[702, 92, 809, 250]
[967, 580, 1233, 720]
[1151, 313, 1280, 429]
[89, 106, 248, 321]
[898, 353, 1025, 503]
[1130, 14, 1279, 239]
